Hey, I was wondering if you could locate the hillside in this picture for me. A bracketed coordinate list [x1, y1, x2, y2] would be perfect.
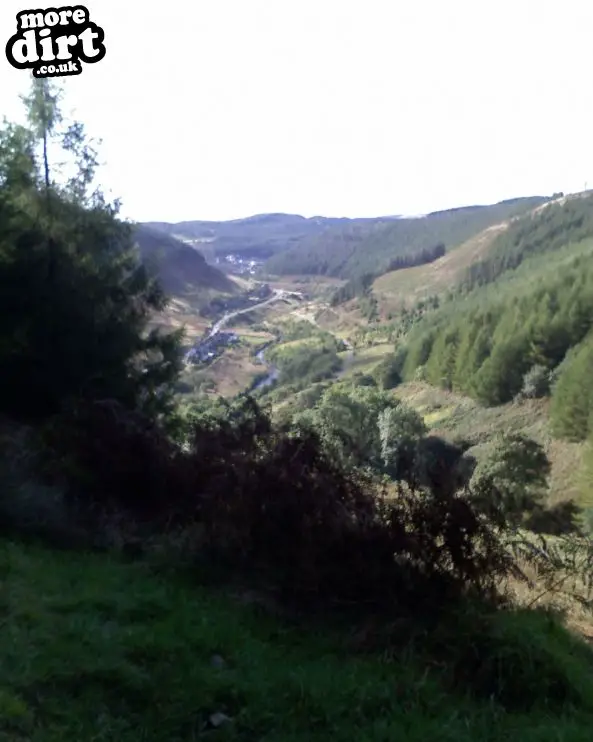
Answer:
[394, 381, 585, 509]
[2, 538, 593, 742]
[371, 191, 593, 314]
[144, 213, 398, 262]
[373, 222, 508, 312]
[356, 192, 593, 514]
[397, 193, 593, 404]
[264, 197, 549, 280]
[134, 225, 237, 297]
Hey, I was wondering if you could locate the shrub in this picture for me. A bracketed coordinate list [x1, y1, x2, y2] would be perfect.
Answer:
[373, 349, 408, 390]
[470, 433, 550, 528]
[39, 397, 515, 618]
[351, 373, 377, 388]
[39, 399, 194, 526]
[518, 364, 552, 400]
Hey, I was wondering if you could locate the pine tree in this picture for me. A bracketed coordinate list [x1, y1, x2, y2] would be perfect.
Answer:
[549, 333, 593, 441]
[0, 76, 183, 422]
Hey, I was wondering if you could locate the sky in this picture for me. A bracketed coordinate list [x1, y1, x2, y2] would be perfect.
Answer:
[1, 0, 592, 223]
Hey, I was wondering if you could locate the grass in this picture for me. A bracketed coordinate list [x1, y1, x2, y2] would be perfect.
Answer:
[394, 382, 584, 507]
[337, 344, 393, 379]
[202, 347, 265, 397]
[372, 222, 507, 314]
[2, 537, 593, 741]
[178, 346, 265, 399]
[314, 303, 369, 334]
[226, 326, 276, 345]
[273, 337, 319, 352]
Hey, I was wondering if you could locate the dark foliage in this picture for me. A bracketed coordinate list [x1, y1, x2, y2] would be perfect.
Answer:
[0, 80, 183, 424]
[330, 273, 375, 306]
[40, 399, 192, 526]
[524, 501, 582, 536]
[385, 242, 445, 272]
[41, 396, 514, 616]
[373, 348, 408, 389]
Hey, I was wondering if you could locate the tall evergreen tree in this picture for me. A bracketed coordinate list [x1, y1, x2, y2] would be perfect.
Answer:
[549, 334, 593, 442]
[0, 77, 183, 422]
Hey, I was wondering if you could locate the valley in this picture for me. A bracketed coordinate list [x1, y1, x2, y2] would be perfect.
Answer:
[154, 191, 593, 522]
[5, 23, 593, 742]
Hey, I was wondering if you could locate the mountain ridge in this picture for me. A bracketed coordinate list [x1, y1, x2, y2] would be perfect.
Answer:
[264, 196, 551, 279]
[133, 225, 237, 297]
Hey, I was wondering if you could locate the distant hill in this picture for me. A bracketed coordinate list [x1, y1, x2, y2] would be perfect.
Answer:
[133, 225, 237, 297]
[263, 197, 550, 280]
[144, 213, 399, 263]
[397, 191, 593, 411]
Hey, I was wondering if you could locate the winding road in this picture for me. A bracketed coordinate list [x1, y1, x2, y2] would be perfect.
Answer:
[207, 289, 287, 338]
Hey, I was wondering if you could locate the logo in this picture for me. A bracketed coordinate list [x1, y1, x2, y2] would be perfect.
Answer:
[5, 5, 105, 78]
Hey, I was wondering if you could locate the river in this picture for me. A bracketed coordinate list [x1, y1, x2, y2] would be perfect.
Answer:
[252, 335, 353, 391]
[252, 349, 280, 390]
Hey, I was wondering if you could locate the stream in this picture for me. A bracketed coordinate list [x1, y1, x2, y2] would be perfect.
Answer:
[252, 348, 280, 390]
[252, 336, 354, 391]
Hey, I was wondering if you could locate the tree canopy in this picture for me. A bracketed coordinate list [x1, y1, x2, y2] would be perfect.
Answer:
[0, 77, 183, 422]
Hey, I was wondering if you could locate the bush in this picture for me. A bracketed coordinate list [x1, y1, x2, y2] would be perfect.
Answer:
[351, 373, 377, 388]
[373, 349, 407, 390]
[38, 397, 515, 617]
[40, 399, 193, 527]
[518, 364, 552, 400]
[470, 433, 550, 528]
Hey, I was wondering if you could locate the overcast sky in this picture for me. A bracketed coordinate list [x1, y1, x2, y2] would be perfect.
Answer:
[1, 0, 592, 223]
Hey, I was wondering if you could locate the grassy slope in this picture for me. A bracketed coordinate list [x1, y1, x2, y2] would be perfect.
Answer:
[372, 191, 593, 316]
[373, 222, 507, 313]
[394, 382, 584, 507]
[336, 344, 393, 379]
[365, 204, 593, 508]
[147, 297, 212, 344]
[3, 537, 593, 742]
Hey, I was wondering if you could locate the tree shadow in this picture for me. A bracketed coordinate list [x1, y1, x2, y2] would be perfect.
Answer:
[525, 501, 582, 536]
